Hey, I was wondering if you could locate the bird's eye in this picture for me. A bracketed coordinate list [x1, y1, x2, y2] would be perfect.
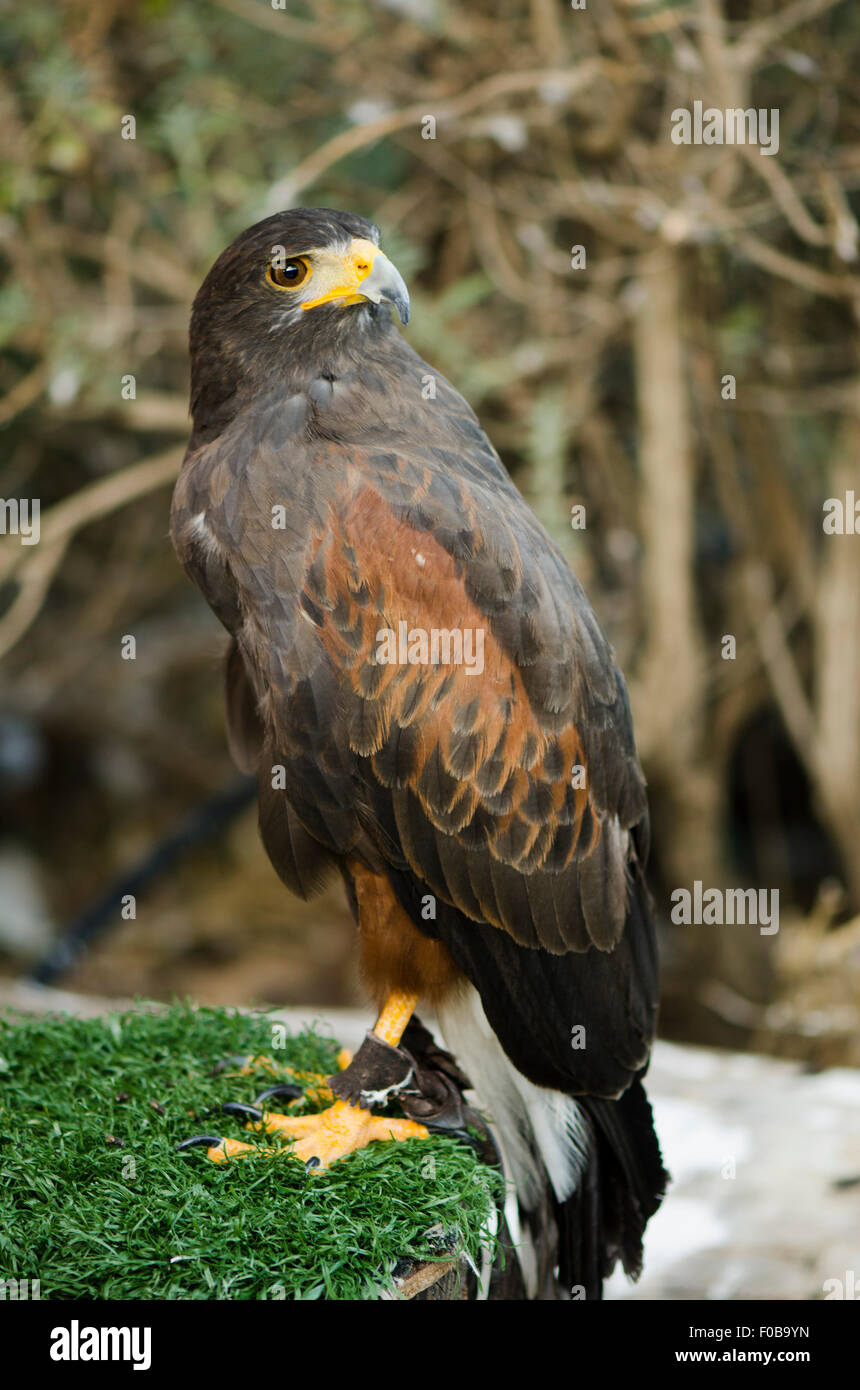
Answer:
[267, 258, 310, 290]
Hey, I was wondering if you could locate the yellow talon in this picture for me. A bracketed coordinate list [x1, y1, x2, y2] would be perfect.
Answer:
[209, 1100, 428, 1170]
[271, 1099, 428, 1171]
[204, 995, 421, 1170]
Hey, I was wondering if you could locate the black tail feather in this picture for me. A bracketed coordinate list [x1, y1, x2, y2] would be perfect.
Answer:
[561, 1078, 668, 1295]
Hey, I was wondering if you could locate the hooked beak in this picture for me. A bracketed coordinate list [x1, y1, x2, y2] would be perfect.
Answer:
[301, 238, 410, 324]
[358, 248, 410, 324]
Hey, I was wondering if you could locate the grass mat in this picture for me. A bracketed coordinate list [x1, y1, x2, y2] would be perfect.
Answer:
[0, 1003, 500, 1300]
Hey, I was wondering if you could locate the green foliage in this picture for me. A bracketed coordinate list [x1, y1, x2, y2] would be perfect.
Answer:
[0, 1004, 500, 1300]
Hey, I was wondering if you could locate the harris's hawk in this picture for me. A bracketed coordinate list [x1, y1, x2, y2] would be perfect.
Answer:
[171, 208, 666, 1298]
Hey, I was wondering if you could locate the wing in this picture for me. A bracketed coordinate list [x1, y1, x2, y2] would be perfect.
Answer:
[297, 450, 649, 955]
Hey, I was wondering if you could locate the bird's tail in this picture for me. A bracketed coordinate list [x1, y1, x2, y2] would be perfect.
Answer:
[435, 985, 666, 1299]
[561, 1078, 667, 1296]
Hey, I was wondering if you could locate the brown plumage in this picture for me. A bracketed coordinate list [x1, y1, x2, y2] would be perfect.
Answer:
[172, 208, 666, 1296]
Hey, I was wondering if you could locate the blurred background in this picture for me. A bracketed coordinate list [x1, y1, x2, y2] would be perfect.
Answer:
[1, 0, 859, 1071]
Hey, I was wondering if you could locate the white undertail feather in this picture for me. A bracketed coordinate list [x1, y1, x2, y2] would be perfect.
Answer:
[435, 985, 591, 1296]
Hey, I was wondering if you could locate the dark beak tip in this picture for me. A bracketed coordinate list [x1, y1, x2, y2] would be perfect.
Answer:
[378, 289, 409, 325]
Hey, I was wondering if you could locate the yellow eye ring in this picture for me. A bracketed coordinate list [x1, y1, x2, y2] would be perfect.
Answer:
[267, 258, 310, 290]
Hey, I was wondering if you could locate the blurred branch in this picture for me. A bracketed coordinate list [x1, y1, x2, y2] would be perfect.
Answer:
[212, 0, 357, 49]
[0, 365, 49, 426]
[268, 60, 623, 205]
[732, 230, 858, 300]
[742, 147, 830, 249]
[0, 446, 181, 659]
[732, 0, 846, 68]
[0, 535, 70, 661]
[62, 232, 197, 302]
[67, 392, 189, 434]
[742, 562, 817, 763]
[812, 415, 860, 903]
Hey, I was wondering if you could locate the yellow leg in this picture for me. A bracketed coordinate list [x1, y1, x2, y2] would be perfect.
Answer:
[370, 990, 419, 1047]
[206, 992, 426, 1170]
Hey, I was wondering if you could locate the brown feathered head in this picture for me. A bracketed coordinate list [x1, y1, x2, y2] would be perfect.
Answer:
[187, 207, 410, 442]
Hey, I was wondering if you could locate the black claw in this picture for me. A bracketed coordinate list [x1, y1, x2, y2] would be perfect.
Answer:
[177, 1134, 224, 1151]
[211, 1055, 251, 1075]
[422, 1118, 499, 1166]
[221, 1101, 264, 1123]
[253, 1083, 303, 1106]
[304, 1156, 320, 1172]
[423, 1121, 472, 1141]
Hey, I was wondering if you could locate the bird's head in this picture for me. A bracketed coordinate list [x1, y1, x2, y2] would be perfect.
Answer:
[188, 208, 410, 438]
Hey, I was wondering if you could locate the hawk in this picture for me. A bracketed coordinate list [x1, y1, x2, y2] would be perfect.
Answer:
[171, 207, 666, 1298]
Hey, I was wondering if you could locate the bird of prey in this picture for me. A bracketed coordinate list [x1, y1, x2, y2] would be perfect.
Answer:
[171, 207, 666, 1298]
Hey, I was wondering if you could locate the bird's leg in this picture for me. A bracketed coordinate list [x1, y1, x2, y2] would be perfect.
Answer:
[180, 992, 429, 1171]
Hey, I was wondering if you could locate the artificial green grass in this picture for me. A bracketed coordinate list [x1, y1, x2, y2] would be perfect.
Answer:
[0, 1003, 501, 1300]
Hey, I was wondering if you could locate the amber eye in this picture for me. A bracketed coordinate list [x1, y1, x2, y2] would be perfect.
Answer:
[267, 258, 310, 290]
